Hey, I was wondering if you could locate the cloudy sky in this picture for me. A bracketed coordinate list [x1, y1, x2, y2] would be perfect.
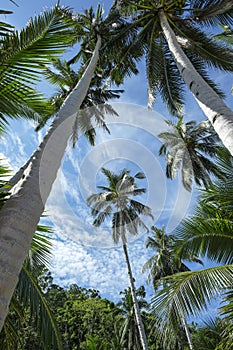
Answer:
[1, 0, 233, 309]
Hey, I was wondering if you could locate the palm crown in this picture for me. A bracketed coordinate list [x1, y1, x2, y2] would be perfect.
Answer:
[113, 0, 233, 113]
[158, 117, 224, 191]
[87, 168, 153, 244]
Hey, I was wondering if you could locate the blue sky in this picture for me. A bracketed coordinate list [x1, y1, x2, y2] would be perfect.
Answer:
[1, 0, 233, 318]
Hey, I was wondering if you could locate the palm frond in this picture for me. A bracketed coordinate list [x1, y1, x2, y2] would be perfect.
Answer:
[17, 267, 63, 350]
[0, 10, 14, 38]
[0, 6, 75, 119]
[190, 0, 233, 28]
[150, 265, 233, 346]
[175, 206, 233, 265]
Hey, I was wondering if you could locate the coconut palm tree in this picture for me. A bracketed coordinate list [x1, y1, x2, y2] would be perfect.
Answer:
[35, 57, 123, 145]
[0, 3, 125, 330]
[158, 117, 224, 191]
[112, 0, 233, 155]
[0, 160, 62, 349]
[0, 226, 63, 350]
[142, 226, 198, 290]
[142, 225, 202, 350]
[150, 149, 233, 349]
[87, 167, 153, 350]
[118, 286, 149, 350]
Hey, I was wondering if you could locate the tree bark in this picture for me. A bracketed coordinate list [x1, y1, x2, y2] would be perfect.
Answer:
[122, 243, 149, 350]
[0, 36, 101, 331]
[159, 10, 233, 156]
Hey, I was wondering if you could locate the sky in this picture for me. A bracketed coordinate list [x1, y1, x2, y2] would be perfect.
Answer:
[1, 0, 233, 317]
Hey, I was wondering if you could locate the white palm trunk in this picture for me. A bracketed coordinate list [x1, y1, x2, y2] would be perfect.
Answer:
[0, 36, 101, 331]
[182, 315, 194, 350]
[159, 10, 233, 156]
[122, 243, 149, 350]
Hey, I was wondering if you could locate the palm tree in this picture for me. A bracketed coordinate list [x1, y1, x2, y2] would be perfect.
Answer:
[0, 161, 61, 349]
[142, 226, 202, 350]
[150, 149, 233, 349]
[158, 117, 223, 191]
[0, 3, 134, 329]
[142, 226, 192, 290]
[0, 226, 63, 350]
[118, 286, 148, 350]
[87, 167, 153, 350]
[113, 0, 233, 155]
[36, 57, 123, 144]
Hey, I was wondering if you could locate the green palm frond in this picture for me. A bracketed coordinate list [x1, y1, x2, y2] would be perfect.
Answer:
[219, 290, 233, 349]
[178, 23, 233, 72]
[24, 226, 53, 269]
[176, 213, 233, 264]
[189, 0, 233, 28]
[174, 150, 233, 264]
[0, 297, 24, 350]
[1, 223, 63, 349]
[150, 265, 233, 346]
[0, 6, 75, 119]
[17, 266, 63, 350]
[0, 10, 14, 38]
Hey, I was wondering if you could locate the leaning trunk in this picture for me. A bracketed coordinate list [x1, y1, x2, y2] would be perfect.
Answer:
[122, 243, 149, 350]
[159, 10, 233, 156]
[0, 36, 101, 331]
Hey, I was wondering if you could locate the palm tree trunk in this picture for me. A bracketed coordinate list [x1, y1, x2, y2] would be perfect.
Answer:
[159, 9, 233, 156]
[0, 35, 101, 331]
[122, 243, 149, 350]
[182, 315, 194, 350]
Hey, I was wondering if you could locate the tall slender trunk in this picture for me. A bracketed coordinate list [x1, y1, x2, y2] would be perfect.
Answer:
[0, 36, 101, 331]
[159, 10, 233, 156]
[182, 315, 194, 350]
[122, 243, 149, 350]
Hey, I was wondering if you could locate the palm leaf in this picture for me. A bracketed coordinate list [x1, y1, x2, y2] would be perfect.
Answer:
[190, 0, 233, 28]
[0, 6, 75, 118]
[17, 267, 63, 350]
[150, 265, 233, 346]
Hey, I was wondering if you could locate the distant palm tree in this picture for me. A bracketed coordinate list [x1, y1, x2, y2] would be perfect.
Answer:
[36, 57, 123, 146]
[142, 226, 202, 350]
[158, 117, 223, 191]
[142, 226, 197, 290]
[118, 286, 148, 350]
[150, 150, 233, 350]
[87, 168, 153, 350]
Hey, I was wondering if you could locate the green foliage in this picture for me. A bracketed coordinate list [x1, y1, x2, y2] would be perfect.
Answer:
[113, 0, 233, 114]
[35, 58, 123, 147]
[0, 6, 76, 127]
[150, 148, 233, 349]
[159, 118, 224, 191]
